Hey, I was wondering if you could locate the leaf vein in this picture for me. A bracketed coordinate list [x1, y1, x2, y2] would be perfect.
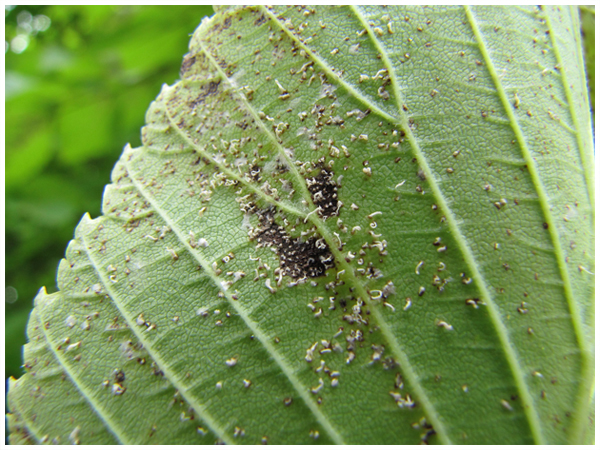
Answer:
[540, 6, 595, 443]
[33, 294, 127, 444]
[465, 5, 593, 443]
[542, 5, 594, 208]
[122, 153, 347, 445]
[78, 212, 234, 444]
[194, 31, 315, 206]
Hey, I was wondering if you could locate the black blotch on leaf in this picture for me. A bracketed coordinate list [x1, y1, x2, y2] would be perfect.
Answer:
[307, 167, 340, 219]
[254, 208, 334, 279]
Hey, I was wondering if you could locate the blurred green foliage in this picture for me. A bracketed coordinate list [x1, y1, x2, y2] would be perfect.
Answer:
[5, 5, 213, 379]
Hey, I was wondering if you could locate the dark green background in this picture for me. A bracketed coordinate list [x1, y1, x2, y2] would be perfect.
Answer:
[5, 5, 213, 379]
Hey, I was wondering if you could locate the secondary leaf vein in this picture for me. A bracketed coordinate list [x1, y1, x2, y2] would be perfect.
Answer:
[122, 153, 347, 445]
[78, 212, 234, 445]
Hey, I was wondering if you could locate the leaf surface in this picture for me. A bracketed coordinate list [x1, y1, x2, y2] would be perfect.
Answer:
[8, 5, 594, 444]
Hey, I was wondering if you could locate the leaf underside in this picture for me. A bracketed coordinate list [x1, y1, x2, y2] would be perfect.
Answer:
[8, 5, 594, 445]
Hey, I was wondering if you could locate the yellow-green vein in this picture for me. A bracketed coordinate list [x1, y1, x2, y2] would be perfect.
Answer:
[30, 299, 126, 444]
[542, 5, 595, 443]
[122, 153, 346, 445]
[77, 211, 234, 445]
[267, 4, 456, 444]
[465, 4, 591, 444]
[543, 5, 594, 212]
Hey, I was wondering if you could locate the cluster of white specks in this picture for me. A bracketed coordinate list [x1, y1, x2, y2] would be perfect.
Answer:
[310, 378, 324, 394]
[65, 315, 77, 328]
[465, 298, 483, 309]
[411, 417, 436, 443]
[305, 342, 318, 363]
[370, 344, 385, 363]
[389, 391, 415, 409]
[436, 320, 453, 331]
[225, 357, 238, 367]
[68, 427, 81, 445]
[432, 273, 451, 293]
[517, 302, 529, 314]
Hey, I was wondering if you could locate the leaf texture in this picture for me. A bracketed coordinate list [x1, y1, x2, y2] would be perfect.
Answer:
[8, 5, 594, 444]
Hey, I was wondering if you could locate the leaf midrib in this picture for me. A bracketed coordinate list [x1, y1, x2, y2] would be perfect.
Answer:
[207, 5, 455, 444]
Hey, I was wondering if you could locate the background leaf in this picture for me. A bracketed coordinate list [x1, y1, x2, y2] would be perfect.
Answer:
[579, 5, 595, 121]
[7, 6, 594, 444]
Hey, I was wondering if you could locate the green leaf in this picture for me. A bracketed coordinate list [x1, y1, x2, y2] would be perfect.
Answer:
[580, 5, 595, 115]
[8, 5, 594, 444]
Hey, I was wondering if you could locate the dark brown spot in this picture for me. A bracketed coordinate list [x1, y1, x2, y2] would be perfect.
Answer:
[254, 14, 267, 26]
[307, 167, 340, 219]
[180, 54, 197, 78]
[114, 369, 125, 383]
[188, 80, 221, 109]
[254, 209, 334, 279]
